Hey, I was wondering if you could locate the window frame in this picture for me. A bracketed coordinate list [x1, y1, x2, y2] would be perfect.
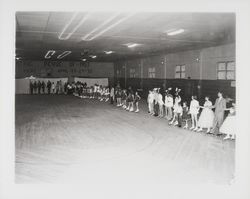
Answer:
[217, 61, 235, 80]
[175, 65, 186, 79]
[148, 67, 156, 78]
[129, 68, 136, 78]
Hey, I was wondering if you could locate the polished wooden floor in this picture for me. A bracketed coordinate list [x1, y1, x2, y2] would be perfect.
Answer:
[15, 95, 235, 184]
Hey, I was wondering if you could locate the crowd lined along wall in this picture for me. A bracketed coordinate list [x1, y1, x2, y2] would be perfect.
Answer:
[114, 43, 235, 102]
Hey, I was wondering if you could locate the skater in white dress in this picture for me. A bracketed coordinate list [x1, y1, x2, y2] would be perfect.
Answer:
[189, 95, 200, 131]
[220, 102, 236, 140]
[164, 88, 173, 121]
[169, 88, 181, 125]
[158, 90, 164, 117]
[147, 90, 155, 115]
[197, 96, 215, 133]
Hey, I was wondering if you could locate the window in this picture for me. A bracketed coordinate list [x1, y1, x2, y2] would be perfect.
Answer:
[148, 67, 156, 78]
[217, 61, 235, 80]
[175, 65, 185, 79]
[129, 68, 136, 78]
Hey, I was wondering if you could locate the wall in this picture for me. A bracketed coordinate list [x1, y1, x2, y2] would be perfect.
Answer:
[200, 44, 235, 80]
[115, 44, 235, 80]
[114, 43, 236, 102]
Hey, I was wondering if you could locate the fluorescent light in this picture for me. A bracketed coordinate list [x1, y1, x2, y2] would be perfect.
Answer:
[128, 43, 138, 48]
[58, 13, 78, 40]
[89, 55, 97, 58]
[45, 50, 56, 59]
[82, 12, 120, 41]
[104, 51, 114, 54]
[57, 51, 71, 59]
[82, 58, 87, 61]
[85, 13, 135, 41]
[59, 12, 90, 40]
[16, 57, 20, 60]
[123, 43, 141, 48]
[167, 29, 185, 36]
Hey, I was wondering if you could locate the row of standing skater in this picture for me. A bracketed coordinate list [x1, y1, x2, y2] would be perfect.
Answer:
[72, 83, 235, 140]
[110, 86, 141, 113]
[84, 83, 235, 140]
[30, 80, 235, 140]
[73, 84, 142, 113]
[146, 87, 236, 140]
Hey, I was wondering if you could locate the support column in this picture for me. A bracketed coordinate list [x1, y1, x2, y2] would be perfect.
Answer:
[124, 62, 127, 88]
[164, 55, 167, 87]
[198, 51, 203, 99]
[140, 58, 143, 89]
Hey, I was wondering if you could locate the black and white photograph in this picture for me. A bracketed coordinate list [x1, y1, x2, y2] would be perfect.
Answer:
[1, 0, 250, 199]
[15, 11, 236, 184]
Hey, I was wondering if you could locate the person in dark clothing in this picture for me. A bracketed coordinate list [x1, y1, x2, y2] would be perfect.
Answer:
[41, 81, 45, 94]
[64, 82, 67, 94]
[29, 81, 33, 94]
[79, 83, 83, 97]
[47, 80, 52, 94]
[37, 81, 41, 94]
[33, 81, 37, 94]
[56, 81, 60, 94]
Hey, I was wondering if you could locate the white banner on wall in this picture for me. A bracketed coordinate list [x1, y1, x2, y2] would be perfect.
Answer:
[74, 77, 109, 87]
[16, 77, 68, 94]
[16, 79, 30, 94]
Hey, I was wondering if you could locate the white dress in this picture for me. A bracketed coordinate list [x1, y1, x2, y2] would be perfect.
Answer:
[158, 94, 164, 106]
[189, 99, 199, 114]
[197, 100, 214, 128]
[220, 108, 236, 135]
[165, 96, 173, 107]
[148, 93, 154, 103]
[154, 93, 158, 103]
[173, 96, 181, 113]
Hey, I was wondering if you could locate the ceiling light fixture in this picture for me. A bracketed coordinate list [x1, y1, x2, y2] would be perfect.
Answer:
[82, 58, 87, 61]
[82, 12, 120, 41]
[89, 55, 97, 58]
[58, 12, 78, 40]
[57, 51, 72, 59]
[123, 43, 141, 48]
[128, 43, 139, 48]
[84, 12, 135, 41]
[59, 12, 90, 40]
[104, 51, 114, 54]
[45, 50, 56, 59]
[166, 29, 185, 36]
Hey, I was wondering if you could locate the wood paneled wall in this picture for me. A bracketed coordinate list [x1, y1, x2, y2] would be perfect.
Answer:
[115, 77, 235, 104]
[114, 43, 236, 102]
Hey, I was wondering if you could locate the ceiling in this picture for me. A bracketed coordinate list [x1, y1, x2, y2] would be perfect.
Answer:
[16, 12, 235, 62]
